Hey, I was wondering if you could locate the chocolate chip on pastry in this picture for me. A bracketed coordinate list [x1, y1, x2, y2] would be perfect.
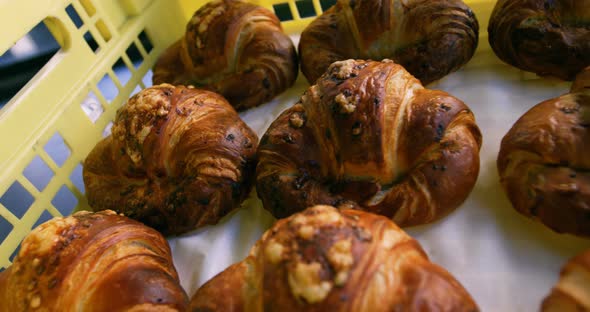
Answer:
[0, 210, 188, 311]
[153, 0, 298, 111]
[497, 67, 590, 237]
[83, 84, 258, 235]
[298, 0, 479, 85]
[488, 0, 590, 80]
[541, 249, 590, 311]
[256, 59, 482, 226]
[190, 205, 479, 311]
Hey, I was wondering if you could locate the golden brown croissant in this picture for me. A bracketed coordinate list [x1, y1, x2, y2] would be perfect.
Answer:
[83, 84, 258, 235]
[256, 59, 482, 226]
[190, 205, 479, 311]
[0, 210, 188, 311]
[497, 66, 590, 237]
[541, 249, 590, 311]
[572, 66, 590, 93]
[298, 0, 479, 85]
[152, 0, 298, 111]
[488, 0, 590, 80]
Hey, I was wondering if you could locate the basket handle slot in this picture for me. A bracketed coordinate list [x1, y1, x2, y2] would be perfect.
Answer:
[0, 17, 68, 109]
[120, 0, 153, 16]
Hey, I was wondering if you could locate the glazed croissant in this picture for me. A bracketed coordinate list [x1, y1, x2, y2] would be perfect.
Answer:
[572, 66, 590, 93]
[153, 0, 298, 111]
[497, 66, 590, 237]
[83, 84, 258, 235]
[190, 205, 479, 311]
[256, 59, 482, 226]
[0, 210, 188, 311]
[298, 0, 479, 84]
[541, 249, 590, 311]
[488, 0, 590, 80]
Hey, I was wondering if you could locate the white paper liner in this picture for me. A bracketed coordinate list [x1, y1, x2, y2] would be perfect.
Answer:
[167, 35, 590, 311]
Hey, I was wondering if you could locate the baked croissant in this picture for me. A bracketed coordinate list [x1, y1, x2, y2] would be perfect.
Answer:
[83, 84, 258, 235]
[256, 59, 482, 226]
[0, 210, 188, 311]
[541, 249, 590, 311]
[572, 66, 590, 93]
[298, 0, 479, 85]
[488, 0, 590, 80]
[497, 66, 590, 237]
[190, 205, 479, 311]
[152, 0, 298, 111]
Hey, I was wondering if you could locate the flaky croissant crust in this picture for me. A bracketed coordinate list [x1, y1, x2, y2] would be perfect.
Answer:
[256, 59, 482, 227]
[83, 84, 258, 235]
[488, 0, 590, 80]
[0, 210, 188, 311]
[497, 67, 590, 237]
[190, 205, 479, 311]
[153, 0, 298, 111]
[298, 0, 479, 85]
[541, 249, 590, 311]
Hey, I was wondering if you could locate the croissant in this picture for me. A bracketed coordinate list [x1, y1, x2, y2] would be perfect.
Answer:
[488, 0, 590, 80]
[256, 59, 482, 226]
[541, 249, 590, 311]
[190, 205, 479, 311]
[83, 84, 258, 235]
[152, 0, 298, 111]
[572, 66, 590, 93]
[0, 210, 188, 311]
[497, 66, 590, 237]
[298, 0, 479, 85]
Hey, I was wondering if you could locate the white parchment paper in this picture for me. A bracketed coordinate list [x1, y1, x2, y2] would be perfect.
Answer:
[167, 35, 590, 311]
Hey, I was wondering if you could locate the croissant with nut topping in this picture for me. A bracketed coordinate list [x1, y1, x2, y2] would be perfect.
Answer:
[153, 0, 298, 111]
[497, 66, 590, 237]
[190, 205, 479, 311]
[256, 59, 482, 226]
[488, 0, 590, 80]
[0, 210, 188, 311]
[298, 0, 479, 85]
[83, 84, 258, 235]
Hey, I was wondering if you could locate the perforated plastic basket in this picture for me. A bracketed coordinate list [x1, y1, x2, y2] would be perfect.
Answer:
[0, 0, 492, 270]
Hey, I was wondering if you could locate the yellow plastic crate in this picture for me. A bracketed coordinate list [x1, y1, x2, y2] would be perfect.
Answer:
[0, 0, 493, 269]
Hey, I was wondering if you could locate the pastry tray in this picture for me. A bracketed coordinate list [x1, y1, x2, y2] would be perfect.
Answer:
[0, 1, 587, 311]
[169, 32, 590, 310]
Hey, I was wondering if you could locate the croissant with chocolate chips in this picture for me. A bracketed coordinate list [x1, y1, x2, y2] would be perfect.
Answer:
[541, 249, 590, 311]
[497, 67, 590, 237]
[153, 0, 298, 111]
[298, 0, 479, 85]
[190, 205, 479, 311]
[83, 84, 258, 235]
[0, 210, 188, 311]
[488, 0, 590, 80]
[256, 59, 482, 226]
